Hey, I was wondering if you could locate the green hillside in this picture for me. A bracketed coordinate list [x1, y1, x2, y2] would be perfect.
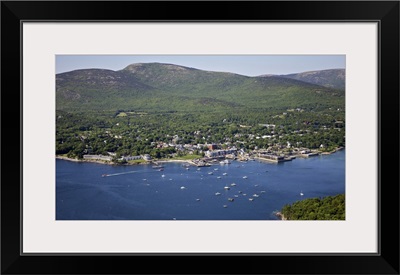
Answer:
[277, 69, 345, 90]
[56, 63, 345, 113]
[56, 63, 345, 160]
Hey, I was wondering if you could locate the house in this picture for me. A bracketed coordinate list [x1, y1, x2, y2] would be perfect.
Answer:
[121, 155, 142, 161]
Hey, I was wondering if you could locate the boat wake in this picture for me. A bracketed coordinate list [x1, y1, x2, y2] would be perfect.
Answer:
[102, 171, 137, 177]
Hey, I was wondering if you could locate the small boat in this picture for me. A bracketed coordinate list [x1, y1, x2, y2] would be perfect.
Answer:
[234, 195, 239, 198]
[208, 172, 213, 175]
[197, 168, 201, 171]
[158, 168, 164, 171]
[161, 174, 166, 178]
[223, 205, 228, 208]
[215, 192, 221, 196]
[214, 168, 219, 171]
[152, 165, 164, 169]
[230, 183, 236, 186]
[300, 192, 304, 196]
[260, 190, 266, 193]
[223, 173, 228, 176]
[224, 186, 230, 190]
[217, 176, 221, 179]
[196, 198, 201, 201]
[243, 176, 248, 179]
[228, 198, 234, 202]
[252, 194, 260, 198]
[101, 174, 108, 177]
[180, 186, 186, 190]
[249, 198, 254, 201]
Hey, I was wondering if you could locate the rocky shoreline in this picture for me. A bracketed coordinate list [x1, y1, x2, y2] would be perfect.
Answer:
[275, 211, 287, 220]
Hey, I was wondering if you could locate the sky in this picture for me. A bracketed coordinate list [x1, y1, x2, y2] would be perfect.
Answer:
[56, 55, 345, 76]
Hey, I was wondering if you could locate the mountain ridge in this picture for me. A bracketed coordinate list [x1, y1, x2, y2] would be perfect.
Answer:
[56, 63, 345, 113]
[276, 68, 345, 90]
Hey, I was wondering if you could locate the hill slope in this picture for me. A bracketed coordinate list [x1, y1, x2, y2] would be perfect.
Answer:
[56, 63, 345, 113]
[276, 69, 345, 90]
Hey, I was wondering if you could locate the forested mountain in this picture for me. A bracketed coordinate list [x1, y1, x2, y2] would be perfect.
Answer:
[56, 63, 346, 161]
[274, 69, 345, 90]
[56, 63, 345, 113]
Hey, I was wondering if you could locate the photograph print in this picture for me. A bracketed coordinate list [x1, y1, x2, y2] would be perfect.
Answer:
[56, 55, 345, 221]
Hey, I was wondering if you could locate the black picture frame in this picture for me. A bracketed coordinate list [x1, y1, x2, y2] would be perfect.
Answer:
[2, 1, 399, 274]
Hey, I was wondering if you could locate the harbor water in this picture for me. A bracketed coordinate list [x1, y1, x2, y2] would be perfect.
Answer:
[56, 150, 345, 220]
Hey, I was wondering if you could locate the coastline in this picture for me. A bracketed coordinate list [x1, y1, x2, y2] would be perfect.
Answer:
[55, 155, 193, 166]
[56, 155, 116, 165]
[275, 212, 287, 220]
[56, 147, 344, 166]
[320, 146, 344, 155]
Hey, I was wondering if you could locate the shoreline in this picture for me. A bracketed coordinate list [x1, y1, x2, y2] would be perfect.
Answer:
[55, 155, 194, 166]
[275, 211, 287, 220]
[320, 146, 344, 155]
[56, 155, 117, 165]
[56, 147, 344, 166]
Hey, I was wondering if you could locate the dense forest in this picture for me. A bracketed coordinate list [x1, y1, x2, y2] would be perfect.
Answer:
[280, 194, 345, 220]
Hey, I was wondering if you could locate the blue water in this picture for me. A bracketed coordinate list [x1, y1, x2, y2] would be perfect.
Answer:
[56, 150, 345, 220]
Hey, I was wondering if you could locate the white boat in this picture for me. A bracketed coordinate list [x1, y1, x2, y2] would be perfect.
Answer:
[217, 176, 221, 179]
[215, 192, 221, 196]
[208, 172, 213, 175]
[180, 186, 186, 190]
[230, 183, 236, 186]
[223, 173, 228, 176]
[243, 176, 248, 179]
[300, 192, 304, 196]
[161, 174, 165, 178]
[224, 186, 230, 190]
[252, 194, 260, 198]
[249, 198, 254, 201]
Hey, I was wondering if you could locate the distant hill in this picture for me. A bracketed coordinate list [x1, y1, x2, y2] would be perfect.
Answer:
[274, 69, 345, 90]
[56, 63, 345, 113]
